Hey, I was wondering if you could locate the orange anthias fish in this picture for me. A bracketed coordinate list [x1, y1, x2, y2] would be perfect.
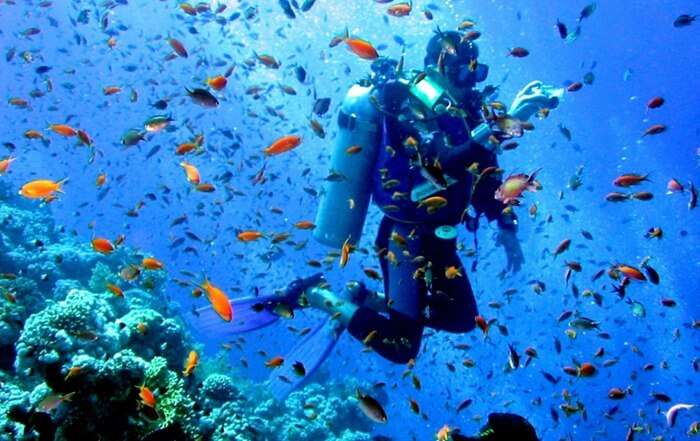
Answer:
[339, 237, 353, 268]
[436, 425, 451, 441]
[95, 173, 107, 187]
[91, 237, 115, 254]
[294, 220, 316, 230]
[0, 156, 16, 175]
[180, 2, 197, 15]
[137, 384, 156, 408]
[475, 315, 489, 335]
[495, 168, 542, 205]
[48, 124, 77, 137]
[19, 178, 67, 200]
[38, 391, 75, 411]
[64, 366, 83, 381]
[202, 279, 233, 322]
[263, 135, 302, 157]
[169, 38, 188, 58]
[616, 264, 647, 281]
[24, 129, 44, 140]
[103, 86, 122, 96]
[265, 355, 284, 368]
[613, 173, 650, 187]
[387, 2, 412, 16]
[106, 283, 123, 298]
[180, 161, 201, 185]
[577, 362, 597, 377]
[343, 29, 379, 60]
[176, 142, 198, 155]
[206, 75, 227, 91]
[142, 257, 164, 270]
[182, 350, 199, 376]
[237, 230, 264, 242]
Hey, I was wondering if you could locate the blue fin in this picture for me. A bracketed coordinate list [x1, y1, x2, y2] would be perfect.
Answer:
[267, 316, 344, 400]
[191, 295, 280, 337]
[189, 273, 324, 337]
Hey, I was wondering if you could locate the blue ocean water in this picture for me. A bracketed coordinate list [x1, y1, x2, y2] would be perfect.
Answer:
[0, 0, 698, 440]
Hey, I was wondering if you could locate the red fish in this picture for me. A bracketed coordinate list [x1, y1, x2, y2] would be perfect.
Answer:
[613, 173, 649, 187]
[666, 178, 684, 193]
[263, 135, 302, 156]
[616, 264, 646, 281]
[646, 96, 664, 111]
[202, 279, 233, 322]
[495, 168, 541, 205]
[387, 2, 412, 16]
[567, 82, 583, 92]
[508, 47, 530, 57]
[169, 38, 188, 58]
[474, 315, 489, 335]
[642, 124, 666, 137]
[341, 29, 378, 60]
[553, 239, 571, 258]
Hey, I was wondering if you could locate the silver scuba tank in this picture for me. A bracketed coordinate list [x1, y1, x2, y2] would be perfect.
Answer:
[313, 84, 381, 248]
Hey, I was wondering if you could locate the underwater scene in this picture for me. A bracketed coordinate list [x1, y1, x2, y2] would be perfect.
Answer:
[0, 0, 699, 440]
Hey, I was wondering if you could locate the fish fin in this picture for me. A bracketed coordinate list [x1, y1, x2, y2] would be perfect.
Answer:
[56, 177, 69, 192]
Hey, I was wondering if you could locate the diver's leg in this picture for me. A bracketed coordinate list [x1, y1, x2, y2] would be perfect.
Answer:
[302, 282, 421, 364]
[425, 228, 478, 333]
[301, 216, 392, 318]
[346, 218, 426, 364]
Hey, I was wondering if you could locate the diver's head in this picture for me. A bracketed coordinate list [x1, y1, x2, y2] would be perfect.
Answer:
[424, 30, 489, 89]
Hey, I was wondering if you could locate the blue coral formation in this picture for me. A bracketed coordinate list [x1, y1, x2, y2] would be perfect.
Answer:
[0, 186, 373, 440]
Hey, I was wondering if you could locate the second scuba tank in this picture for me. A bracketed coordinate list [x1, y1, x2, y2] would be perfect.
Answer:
[313, 84, 381, 248]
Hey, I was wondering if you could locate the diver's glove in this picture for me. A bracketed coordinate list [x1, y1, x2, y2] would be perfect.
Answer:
[508, 81, 564, 121]
[437, 113, 471, 146]
[479, 413, 539, 441]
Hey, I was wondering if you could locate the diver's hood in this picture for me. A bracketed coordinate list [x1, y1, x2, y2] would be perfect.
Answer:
[424, 30, 489, 87]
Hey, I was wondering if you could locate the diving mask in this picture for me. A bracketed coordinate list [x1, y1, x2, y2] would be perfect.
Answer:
[447, 61, 489, 87]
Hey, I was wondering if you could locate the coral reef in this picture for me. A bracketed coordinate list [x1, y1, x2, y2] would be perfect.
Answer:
[254, 380, 374, 441]
[0, 189, 373, 440]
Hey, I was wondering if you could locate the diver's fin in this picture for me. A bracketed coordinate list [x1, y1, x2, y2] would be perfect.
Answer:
[192, 295, 280, 336]
[268, 316, 344, 401]
[190, 273, 325, 336]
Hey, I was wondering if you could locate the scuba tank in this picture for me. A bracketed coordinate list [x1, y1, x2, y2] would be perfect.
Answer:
[313, 84, 381, 248]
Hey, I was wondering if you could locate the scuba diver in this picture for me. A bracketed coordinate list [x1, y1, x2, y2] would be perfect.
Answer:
[193, 27, 563, 399]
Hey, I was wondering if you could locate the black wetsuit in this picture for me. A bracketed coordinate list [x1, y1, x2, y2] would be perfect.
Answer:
[347, 79, 511, 363]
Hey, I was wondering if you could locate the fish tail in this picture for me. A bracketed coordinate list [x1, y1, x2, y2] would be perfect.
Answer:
[56, 177, 69, 191]
[528, 167, 543, 183]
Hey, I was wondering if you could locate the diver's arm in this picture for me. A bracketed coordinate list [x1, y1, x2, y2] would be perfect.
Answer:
[472, 81, 565, 150]
[434, 113, 478, 177]
[469, 145, 524, 272]
[469, 144, 510, 224]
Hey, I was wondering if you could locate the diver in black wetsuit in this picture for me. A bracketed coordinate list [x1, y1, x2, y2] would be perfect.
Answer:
[303, 30, 526, 364]
[214, 26, 563, 398]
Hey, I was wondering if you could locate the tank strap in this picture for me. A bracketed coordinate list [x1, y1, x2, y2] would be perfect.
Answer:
[338, 110, 379, 134]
